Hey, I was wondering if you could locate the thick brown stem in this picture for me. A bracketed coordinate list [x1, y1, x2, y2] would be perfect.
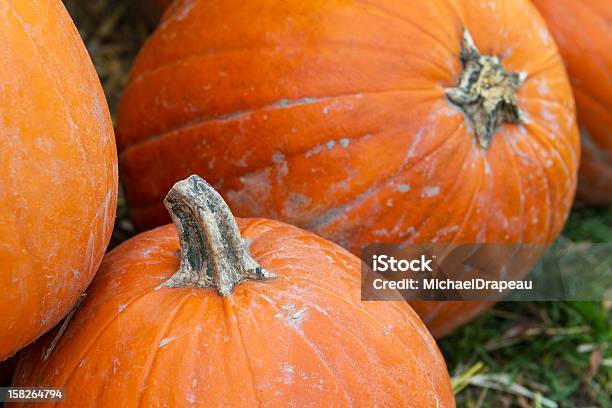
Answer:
[163, 175, 276, 296]
[445, 29, 526, 149]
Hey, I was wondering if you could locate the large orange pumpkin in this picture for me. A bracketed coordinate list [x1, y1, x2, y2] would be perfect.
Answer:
[13, 176, 454, 407]
[531, 0, 612, 204]
[0, 0, 117, 360]
[117, 0, 579, 336]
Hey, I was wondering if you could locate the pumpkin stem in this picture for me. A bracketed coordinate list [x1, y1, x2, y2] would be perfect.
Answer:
[445, 29, 526, 149]
[163, 175, 276, 296]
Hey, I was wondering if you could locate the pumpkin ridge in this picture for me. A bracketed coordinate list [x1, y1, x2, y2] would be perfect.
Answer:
[516, 127, 556, 242]
[128, 43, 451, 88]
[305, 117, 464, 232]
[137, 293, 193, 407]
[283, 276, 442, 398]
[119, 87, 439, 154]
[356, 0, 450, 52]
[56, 284, 167, 387]
[500, 136, 527, 243]
[526, 120, 575, 180]
[121, 95, 442, 212]
[236, 288, 355, 404]
[410, 135, 483, 245]
[9, 7, 91, 164]
[224, 299, 264, 406]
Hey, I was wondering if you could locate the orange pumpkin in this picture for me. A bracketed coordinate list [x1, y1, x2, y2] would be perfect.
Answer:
[117, 0, 579, 336]
[531, 0, 612, 204]
[13, 176, 454, 407]
[0, 0, 117, 360]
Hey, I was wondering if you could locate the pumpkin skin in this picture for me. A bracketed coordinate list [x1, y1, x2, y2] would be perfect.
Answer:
[13, 177, 454, 407]
[531, 0, 612, 204]
[0, 0, 118, 360]
[117, 0, 579, 336]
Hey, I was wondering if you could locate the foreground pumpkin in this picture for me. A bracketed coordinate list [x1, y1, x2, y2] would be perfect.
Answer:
[0, 0, 117, 360]
[117, 0, 579, 336]
[13, 176, 454, 407]
[531, 0, 611, 204]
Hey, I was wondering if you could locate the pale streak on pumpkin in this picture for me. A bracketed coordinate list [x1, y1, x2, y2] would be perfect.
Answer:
[116, 0, 579, 336]
[12, 198, 455, 407]
[0, 0, 117, 360]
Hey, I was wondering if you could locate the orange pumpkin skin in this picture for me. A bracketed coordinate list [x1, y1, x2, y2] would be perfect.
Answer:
[531, 0, 612, 205]
[13, 222, 454, 407]
[117, 0, 579, 336]
[0, 0, 118, 360]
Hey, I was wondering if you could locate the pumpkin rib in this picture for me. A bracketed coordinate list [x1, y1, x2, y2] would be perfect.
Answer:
[137, 293, 194, 407]
[9, 6, 89, 165]
[226, 301, 266, 408]
[519, 51, 563, 82]
[236, 289, 355, 405]
[128, 43, 451, 88]
[305, 116, 464, 231]
[281, 277, 442, 398]
[356, 0, 451, 52]
[500, 132, 527, 243]
[119, 87, 440, 154]
[437, 142, 485, 244]
[521, 127, 556, 242]
[57, 285, 166, 388]
[526, 120, 575, 183]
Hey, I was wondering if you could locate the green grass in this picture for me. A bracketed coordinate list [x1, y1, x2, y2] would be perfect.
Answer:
[64, 2, 611, 406]
[443, 205, 611, 407]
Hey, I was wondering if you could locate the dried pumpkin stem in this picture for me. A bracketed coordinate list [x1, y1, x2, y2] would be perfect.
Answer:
[163, 175, 276, 296]
[445, 29, 526, 148]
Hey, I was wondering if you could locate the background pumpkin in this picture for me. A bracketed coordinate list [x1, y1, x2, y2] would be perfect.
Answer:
[13, 176, 454, 407]
[0, 0, 118, 360]
[531, 0, 612, 205]
[116, 0, 579, 337]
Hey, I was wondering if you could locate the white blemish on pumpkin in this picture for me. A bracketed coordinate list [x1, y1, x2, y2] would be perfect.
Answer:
[538, 27, 551, 44]
[160, 336, 178, 347]
[278, 304, 308, 328]
[540, 108, 558, 131]
[407, 129, 424, 158]
[484, 159, 492, 175]
[386, 199, 393, 208]
[118, 304, 128, 313]
[227, 171, 272, 214]
[436, 225, 459, 236]
[421, 186, 440, 197]
[281, 363, 295, 384]
[284, 193, 311, 219]
[339, 138, 350, 148]
[383, 324, 394, 336]
[397, 184, 410, 193]
[272, 151, 285, 164]
[326, 140, 336, 149]
[537, 81, 549, 96]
